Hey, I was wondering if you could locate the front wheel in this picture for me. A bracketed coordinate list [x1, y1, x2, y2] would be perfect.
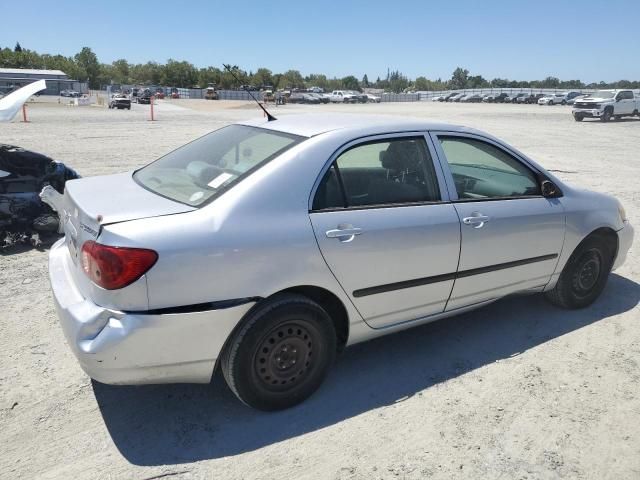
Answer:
[221, 293, 337, 411]
[574, 114, 583, 122]
[601, 108, 612, 122]
[545, 235, 615, 309]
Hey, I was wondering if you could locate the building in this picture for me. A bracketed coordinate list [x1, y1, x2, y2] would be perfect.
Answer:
[0, 68, 87, 96]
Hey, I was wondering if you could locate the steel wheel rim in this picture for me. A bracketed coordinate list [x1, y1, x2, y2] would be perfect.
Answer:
[253, 321, 316, 391]
[571, 249, 602, 297]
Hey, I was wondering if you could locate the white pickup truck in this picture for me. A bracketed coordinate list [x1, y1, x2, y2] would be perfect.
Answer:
[572, 89, 640, 122]
[328, 90, 358, 103]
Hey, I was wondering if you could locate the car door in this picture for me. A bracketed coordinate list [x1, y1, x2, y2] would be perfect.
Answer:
[617, 91, 635, 115]
[309, 134, 461, 329]
[431, 132, 566, 311]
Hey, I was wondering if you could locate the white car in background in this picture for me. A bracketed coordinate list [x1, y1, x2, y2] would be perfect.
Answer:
[538, 94, 565, 105]
[328, 90, 358, 103]
[366, 94, 381, 103]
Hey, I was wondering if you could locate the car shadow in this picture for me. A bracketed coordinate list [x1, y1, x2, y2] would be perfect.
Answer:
[93, 273, 639, 466]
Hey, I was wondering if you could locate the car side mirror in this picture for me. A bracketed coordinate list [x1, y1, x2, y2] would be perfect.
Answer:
[541, 180, 561, 198]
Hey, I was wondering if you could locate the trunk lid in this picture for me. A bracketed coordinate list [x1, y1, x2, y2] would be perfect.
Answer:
[62, 171, 194, 268]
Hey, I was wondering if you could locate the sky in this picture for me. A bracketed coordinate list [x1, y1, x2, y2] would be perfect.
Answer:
[1, 0, 639, 83]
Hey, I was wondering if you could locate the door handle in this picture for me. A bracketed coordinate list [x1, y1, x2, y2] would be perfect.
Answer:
[462, 213, 490, 228]
[326, 224, 363, 242]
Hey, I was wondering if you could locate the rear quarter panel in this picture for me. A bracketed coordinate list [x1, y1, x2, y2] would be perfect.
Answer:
[100, 133, 369, 339]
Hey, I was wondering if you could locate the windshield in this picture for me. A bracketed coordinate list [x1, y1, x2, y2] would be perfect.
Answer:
[589, 91, 615, 99]
[134, 125, 304, 207]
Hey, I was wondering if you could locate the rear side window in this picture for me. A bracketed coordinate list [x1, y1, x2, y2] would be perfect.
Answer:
[438, 136, 540, 199]
[313, 137, 441, 210]
[134, 125, 303, 207]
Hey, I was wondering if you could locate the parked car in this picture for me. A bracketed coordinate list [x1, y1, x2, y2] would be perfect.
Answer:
[347, 91, 368, 103]
[442, 92, 458, 102]
[572, 89, 640, 122]
[562, 91, 583, 105]
[483, 92, 509, 103]
[288, 92, 321, 104]
[308, 93, 330, 104]
[108, 94, 131, 110]
[460, 93, 484, 103]
[449, 93, 466, 102]
[538, 94, 565, 105]
[432, 95, 445, 102]
[137, 90, 153, 105]
[48, 114, 633, 411]
[513, 93, 530, 104]
[525, 93, 546, 104]
[366, 93, 381, 103]
[328, 90, 358, 103]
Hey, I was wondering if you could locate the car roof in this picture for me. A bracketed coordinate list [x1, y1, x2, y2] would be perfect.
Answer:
[237, 113, 477, 138]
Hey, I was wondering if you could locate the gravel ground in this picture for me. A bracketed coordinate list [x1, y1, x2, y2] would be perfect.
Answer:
[0, 99, 638, 480]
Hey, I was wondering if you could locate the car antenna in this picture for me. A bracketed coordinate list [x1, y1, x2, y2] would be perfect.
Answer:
[223, 64, 277, 121]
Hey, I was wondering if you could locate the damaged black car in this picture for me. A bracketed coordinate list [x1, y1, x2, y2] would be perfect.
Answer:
[0, 144, 79, 250]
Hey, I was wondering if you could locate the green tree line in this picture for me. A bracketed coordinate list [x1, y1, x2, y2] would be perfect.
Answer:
[2, 44, 639, 92]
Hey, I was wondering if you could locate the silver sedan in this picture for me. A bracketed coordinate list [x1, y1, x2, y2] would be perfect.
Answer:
[48, 114, 634, 410]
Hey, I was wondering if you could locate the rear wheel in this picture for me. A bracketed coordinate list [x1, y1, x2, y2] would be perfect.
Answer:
[221, 293, 336, 411]
[545, 235, 615, 309]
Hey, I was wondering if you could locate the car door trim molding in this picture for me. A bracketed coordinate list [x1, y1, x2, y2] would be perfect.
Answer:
[352, 253, 558, 298]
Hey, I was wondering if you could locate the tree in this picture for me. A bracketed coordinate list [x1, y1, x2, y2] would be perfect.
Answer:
[362, 74, 369, 88]
[342, 75, 360, 91]
[388, 70, 409, 93]
[449, 67, 469, 89]
[14, 42, 22, 53]
[162, 59, 198, 87]
[251, 68, 273, 87]
[281, 70, 305, 89]
[111, 59, 130, 84]
[74, 47, 100, 88]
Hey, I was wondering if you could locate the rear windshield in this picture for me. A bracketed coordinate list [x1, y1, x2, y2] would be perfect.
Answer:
[134, 125, 304, 207]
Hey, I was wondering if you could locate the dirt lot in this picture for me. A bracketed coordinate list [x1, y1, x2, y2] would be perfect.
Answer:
[1, 99, 638, 480]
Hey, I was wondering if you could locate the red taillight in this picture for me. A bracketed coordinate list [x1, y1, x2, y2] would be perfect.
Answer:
[81, 241, 158, 290]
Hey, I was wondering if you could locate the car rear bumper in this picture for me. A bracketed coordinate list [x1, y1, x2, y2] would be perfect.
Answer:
[613, 221, 634, 270]
[48, 238, 256, 385]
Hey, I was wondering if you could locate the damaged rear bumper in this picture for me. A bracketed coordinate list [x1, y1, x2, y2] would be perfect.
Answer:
[49, 238, 256, 384]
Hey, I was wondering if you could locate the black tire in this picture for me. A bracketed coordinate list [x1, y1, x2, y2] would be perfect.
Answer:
[601, 108, 612, 122]
[549, 100, 554, 106]
[574, 114, 583, 122]
[221, 293, 337, 411]
[635, 109, 640, 118]
[561, 100, 567, 105]
[545, 235, 616, 309]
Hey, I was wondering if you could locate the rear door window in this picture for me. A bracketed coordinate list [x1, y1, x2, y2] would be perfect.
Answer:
[313, 137, 441, 210]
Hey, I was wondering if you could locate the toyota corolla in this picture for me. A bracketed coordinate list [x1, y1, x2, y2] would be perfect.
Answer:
[48, 114, 634, 410]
